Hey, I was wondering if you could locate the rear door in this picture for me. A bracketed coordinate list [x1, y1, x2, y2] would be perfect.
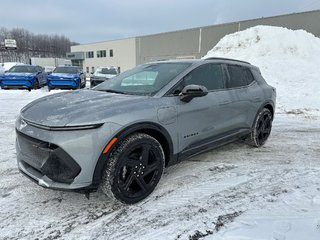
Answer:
[224, 64, 255, 130]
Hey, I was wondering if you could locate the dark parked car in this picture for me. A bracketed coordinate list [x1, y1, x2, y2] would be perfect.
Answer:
[16, 58, 276, 204]
[47, 66, 86, 90]
[90, 66, 119, 88]
[0, 64, 47, 90]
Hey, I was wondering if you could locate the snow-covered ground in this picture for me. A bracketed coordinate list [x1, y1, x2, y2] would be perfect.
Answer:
[0, 26, 320, 240]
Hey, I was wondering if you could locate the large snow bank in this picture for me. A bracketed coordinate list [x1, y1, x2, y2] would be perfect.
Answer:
[203, 25, 320, 116]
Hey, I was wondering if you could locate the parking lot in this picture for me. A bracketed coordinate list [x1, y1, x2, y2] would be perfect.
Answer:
[0, 89, 319, 240]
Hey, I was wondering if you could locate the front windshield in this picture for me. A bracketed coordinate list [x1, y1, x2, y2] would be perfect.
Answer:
[94, 62, 191, 95]
[95, 68, 117, 75]
[54, 67, 79, 74]
[8, 65, 36, 73]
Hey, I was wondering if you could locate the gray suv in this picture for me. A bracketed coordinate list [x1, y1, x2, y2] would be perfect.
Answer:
[90, 66, 118, 88]
[15, 58, 276, 204]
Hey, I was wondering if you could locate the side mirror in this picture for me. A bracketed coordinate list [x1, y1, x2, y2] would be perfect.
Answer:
[180, 84, 208, 103]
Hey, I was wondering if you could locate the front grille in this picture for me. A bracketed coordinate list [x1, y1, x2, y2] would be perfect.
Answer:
[16, 131, 81, 183]
[17, 131, 56, 169]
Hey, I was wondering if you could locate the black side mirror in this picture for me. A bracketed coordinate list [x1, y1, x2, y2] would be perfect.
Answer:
[180, 84, 208, 103]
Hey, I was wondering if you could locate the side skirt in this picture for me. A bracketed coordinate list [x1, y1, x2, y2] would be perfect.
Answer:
[174, 128, 251, 164]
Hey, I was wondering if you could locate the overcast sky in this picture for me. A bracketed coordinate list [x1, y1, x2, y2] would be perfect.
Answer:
[1, 0, 320, 44]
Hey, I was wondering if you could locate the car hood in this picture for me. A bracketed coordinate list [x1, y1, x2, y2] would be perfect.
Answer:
[48, 73, 79, 79]
[20, 90, 150, 127]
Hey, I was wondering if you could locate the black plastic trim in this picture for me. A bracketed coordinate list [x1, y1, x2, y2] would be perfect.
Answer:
[178, 128, 251, 161]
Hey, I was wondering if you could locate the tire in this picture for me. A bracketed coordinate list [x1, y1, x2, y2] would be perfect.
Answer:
[101, 133, 165, 204]
[81, 80, 86, 88]
[246, 108, 273, 147]
[33, 79, 39, 90]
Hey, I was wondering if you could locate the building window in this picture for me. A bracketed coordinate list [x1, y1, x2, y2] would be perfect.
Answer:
[86, 51, 94, 58]
[110, 49, 113, 57]
[97, 50, 106, 58]
[91, 67, 95, 73]
[86, 67, 89, 73]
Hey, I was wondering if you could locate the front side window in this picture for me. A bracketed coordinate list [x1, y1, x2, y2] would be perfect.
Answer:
[184, 63, 225, 91]
[94, 63, 191, 95]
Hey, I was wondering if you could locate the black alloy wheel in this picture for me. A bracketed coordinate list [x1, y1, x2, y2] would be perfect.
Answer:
[101, 133, 165, 204]
[248, 108, 273, 147]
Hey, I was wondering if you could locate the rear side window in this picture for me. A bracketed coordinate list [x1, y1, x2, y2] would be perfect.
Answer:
[185, 63, 225, 91]
[227, 65, 255, 88]
[244, 68, 255, 85]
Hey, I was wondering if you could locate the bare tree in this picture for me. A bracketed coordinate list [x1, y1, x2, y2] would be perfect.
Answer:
[0, 27, 78, 63]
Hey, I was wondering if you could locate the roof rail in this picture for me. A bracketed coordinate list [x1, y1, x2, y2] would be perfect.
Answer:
[204, 57, 250, 65]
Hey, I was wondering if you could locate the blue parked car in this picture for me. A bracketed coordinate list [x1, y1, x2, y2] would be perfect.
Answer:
[47, 66, 86, 91]
[0, 64, 47, 90]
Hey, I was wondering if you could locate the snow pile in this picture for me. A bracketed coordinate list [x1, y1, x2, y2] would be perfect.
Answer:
[204, 25, 320, 116]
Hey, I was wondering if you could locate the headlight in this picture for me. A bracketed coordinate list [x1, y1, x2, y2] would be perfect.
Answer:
[18, 117, 104, 131]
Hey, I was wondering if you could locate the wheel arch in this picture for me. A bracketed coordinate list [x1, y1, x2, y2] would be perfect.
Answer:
[263, 102, 274, 119]
[251, 100, 275, 129]
[92, 122, 174, 186]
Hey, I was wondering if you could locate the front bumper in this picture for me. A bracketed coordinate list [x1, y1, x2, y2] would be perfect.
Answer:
[15, 118, 122, 190]
[16, 131, 81, 185]
[48, 79, 79, 89]
[0, 79, 34, 88]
